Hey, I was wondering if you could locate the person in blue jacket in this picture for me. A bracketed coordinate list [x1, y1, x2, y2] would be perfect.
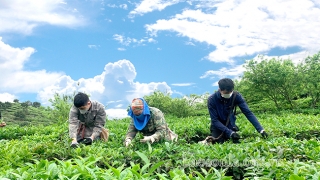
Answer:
[207, 78, 268, 143]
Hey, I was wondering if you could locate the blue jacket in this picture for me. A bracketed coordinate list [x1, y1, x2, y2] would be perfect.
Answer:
[207, 91, 264, 137]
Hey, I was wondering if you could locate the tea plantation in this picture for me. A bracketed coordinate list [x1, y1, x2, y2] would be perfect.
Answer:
[0, 109, 319, 179]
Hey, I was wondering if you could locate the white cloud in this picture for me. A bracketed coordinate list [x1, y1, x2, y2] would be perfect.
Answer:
[147, 38, 156, 43]
[0, 0, 85, 35]
[200, 65, 245, 80]
[113, 34, 131, 46]
[117, 48, 126, 51]
[171, 90, 184, 96]
[0, 38, 171, 119]
[107, 3, 128, 10]
[253, 51, 312, 65]
[113, 34, 156, 47]
[0, 38, 64, 93]
[200, 50, 311, 83]
[171, 83, 194, 87]
[105, 109, 129, 120]
[107, 4, 117, 8]
[145, 0, 320, 63]
[0, 93, 16, 102]
[120, 4, 128, 10]
[37, 60, 172, 119]
[88, 45, 100, 49]
[129, 0, 181, 17]
[185, 41, 195, 46]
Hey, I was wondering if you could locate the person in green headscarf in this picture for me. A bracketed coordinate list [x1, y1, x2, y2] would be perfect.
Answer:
[124, 98, 178, 147]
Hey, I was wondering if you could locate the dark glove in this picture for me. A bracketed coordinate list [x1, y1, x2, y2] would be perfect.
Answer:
[70, 142, 79, 148]
[82, 138, 93, 145]
[231, 132, 240, 143]
[260, 130, 268, 139]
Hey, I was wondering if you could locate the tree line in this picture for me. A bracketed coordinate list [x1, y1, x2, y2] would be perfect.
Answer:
[236, 51, 320, 110]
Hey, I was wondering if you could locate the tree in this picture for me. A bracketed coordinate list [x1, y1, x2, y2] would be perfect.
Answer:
[243, 56, 299, 109]
[234, 79, 265, 103]
[143, 91, 172, 114]
[298, 52, 320, 108]
[13, 99, 19, 103]
[32, 102, 41, 108]
[143, 91, 200, 117]
[21, 102, 29, 109]
[25, 101, 32, 106]
[4, 102, 11, 110]
[48, 93, 74, 123]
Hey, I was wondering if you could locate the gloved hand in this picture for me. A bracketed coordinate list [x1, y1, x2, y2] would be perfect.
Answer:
[70, 142, 79, 148]
[124, 138, 132, 147]
[231, 132, 240, 143]
[82, 137, 93, 145]
[140, 136, 155, 143]
[260, 130, 268, 139]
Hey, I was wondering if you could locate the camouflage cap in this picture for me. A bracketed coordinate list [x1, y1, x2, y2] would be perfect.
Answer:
[131, 98, 143, 115]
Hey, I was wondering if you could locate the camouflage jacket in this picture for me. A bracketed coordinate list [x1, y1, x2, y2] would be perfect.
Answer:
[125, 107, 176, 142]
[69, 101, 106, 140]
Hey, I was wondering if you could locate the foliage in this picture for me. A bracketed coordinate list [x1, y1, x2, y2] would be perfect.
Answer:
[1, 52, 320, 179]
[298, 51, 320, 108]
[143, 91, 208, 117]
[0, 107, 320, 179]
[32, 102, 41, 108]
[13, 110, 27, 119]
[243, 56, 299, 109]
[0, 102, 12, 110]
[48, 93, 74, 124]
[0, 101, 53, 126]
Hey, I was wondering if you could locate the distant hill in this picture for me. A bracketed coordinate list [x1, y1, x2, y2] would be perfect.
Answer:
[0, 102, 54, 126]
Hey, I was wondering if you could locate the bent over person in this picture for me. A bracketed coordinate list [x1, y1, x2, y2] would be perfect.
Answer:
[124, 98, 178, 147]
[207, 78, 268, 144]
[69, 92, 107, 148]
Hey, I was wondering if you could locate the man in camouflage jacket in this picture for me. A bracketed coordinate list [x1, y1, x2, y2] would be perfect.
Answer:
[124, 98, 178, 147]
[69, 92, 106, 147]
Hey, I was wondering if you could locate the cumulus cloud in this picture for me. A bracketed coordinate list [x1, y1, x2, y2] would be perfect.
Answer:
[0, 38, 64, 93]
[0, 38, 171, 119]
[37, 60, 172, 118]
[145, 0, 320, 64]
[0, 0, 85, 35]
[0, 93, 16, 102]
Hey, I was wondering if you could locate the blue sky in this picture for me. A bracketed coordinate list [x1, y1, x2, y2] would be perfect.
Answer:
[0, 0, 319, 119]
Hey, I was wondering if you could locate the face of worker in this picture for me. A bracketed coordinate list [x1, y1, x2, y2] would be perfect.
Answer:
[220, 89, 233, 99]
[78, 101, 91, 114]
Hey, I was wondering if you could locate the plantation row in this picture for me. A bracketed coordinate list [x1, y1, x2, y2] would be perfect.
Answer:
[0, 111, 319, 179]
